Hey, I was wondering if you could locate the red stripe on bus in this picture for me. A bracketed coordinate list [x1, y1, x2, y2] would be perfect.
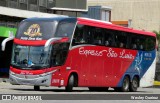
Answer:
[14, 38, 47, 46]
[10, 66, 58, 75]
[10, 67, 46, 75]
[77, 18, 156, 37]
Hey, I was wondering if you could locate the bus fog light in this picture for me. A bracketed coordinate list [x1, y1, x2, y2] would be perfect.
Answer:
[41, 79, 47, 83]
[10, 78, 13, 81]
[60, 80, 64, 85]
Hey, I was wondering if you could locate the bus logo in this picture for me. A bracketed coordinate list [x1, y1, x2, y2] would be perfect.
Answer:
[24, 24, 42, 37]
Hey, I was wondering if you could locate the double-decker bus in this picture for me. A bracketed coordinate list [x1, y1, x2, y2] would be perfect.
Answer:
[2, 17, 156, 92]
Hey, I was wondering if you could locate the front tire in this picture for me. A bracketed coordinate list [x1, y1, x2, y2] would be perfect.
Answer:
[65, 75, 74, 92]
[129, 76, 139, 92]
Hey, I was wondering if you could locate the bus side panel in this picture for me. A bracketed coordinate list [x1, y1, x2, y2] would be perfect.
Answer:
[102, 58, 114, 86]
[70, 45, 105, 87]
[112, 49, 137, 87]
[70, 46, 138, 87]
[89, 50, 104, 86]
[79, 54, 90, 86]
[117, 50, 156, 87]
[69, 46, 90, 86]
[140, 50, 156, 87]
[140, 58, 156, 87]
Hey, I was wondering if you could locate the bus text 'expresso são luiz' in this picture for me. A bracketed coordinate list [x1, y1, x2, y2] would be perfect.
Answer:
[2, 17, 156, 92]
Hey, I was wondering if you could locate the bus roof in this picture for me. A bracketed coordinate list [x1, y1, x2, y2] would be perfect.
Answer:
[77, 17, 156, 37]
[23, 17, 75, 22]
[20, 17, 156, 37]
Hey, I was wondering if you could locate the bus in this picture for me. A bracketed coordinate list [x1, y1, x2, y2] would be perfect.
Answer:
[0, 26, 17, 78]
[2, 17, 156, 92]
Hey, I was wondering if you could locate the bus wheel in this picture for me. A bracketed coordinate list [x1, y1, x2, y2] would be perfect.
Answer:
[129, 76, 139, 92]
[65, 75, 74, 92]
[34, 86, 40, 91]
[121, 76, 130, 92]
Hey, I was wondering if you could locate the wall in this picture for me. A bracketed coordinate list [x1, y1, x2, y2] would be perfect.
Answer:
[88, 0, 160, 32]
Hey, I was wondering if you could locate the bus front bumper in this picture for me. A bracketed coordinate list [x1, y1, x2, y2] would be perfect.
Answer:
[9, 71, 52, 86]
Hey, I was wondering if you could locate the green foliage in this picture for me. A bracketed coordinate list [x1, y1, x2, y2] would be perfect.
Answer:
[153, 30, 160, 42]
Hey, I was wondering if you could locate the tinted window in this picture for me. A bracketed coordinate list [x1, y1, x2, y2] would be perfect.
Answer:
[50, 43, 69, 66]
[16, 21, 57, 40]
[145, 36, 156, 51]
[103, 29, 114, 47]
[72, 24, 105, 46]
[92, 28, 104, 46]
[55, 21, 76, 39]
[114, 31, 128, 48]
[72, 24, 89, 45]
[72, 24, 156, 51]
[130, 35, 145, 50]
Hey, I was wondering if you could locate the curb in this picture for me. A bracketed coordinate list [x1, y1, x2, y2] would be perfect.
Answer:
[154, 81, 160, 86]
[1, 78, 160, 86]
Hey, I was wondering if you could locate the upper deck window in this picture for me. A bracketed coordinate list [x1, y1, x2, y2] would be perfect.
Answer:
[55, 21, 76, 39]
[16, 21, 57, 40]
[16, 19, 76, 41]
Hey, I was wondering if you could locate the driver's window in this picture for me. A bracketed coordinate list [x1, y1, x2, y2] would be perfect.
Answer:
[51, 43, 69, 67]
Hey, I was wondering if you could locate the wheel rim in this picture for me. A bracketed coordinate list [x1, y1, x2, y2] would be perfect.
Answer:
[132, 78, 138, 88]
[123, 78, 129, 90]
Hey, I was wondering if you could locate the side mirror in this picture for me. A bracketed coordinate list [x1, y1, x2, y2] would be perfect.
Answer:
[1, 31, 15, 51]
[44, 38, 61, 51]
[44, 37, 69, 51]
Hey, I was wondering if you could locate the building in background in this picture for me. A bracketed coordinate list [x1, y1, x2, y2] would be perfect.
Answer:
[88, 0, 160, 82]
[51, 0, 87, 16]
[81, 6, 111, 22]
[88, 0, 160, 32]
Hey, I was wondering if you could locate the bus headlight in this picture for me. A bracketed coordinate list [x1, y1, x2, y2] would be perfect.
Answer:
[39, 69, 57, 77]
[10, 71, 15, 75]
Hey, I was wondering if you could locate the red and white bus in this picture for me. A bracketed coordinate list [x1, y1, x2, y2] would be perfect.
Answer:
[2, 17, 156, 92]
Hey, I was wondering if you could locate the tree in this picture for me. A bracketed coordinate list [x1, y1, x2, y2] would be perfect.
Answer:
[153, 30, 160, 49]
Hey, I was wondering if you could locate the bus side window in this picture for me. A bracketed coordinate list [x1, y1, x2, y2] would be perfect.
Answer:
[104, 30, 113, 47]
[130, 35, 137, 50]
[92, 28, 103, 46]
[72, 24, 93, 46]
[135, 36, 145, 50]
[51, 43, 69, 66]
[56, 22, 75, 39]
[145, 36, 156, 51]
[72, 28, 81, 45]
[72, 24, 86, 46]
[114, 32, 127, 48]
[130, 35, 146, 50]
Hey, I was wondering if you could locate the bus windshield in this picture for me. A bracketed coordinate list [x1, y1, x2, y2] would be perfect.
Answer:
[16, 20, 76, 40]
[16, 21, 57, 40]
[11, 44, 52, 69]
